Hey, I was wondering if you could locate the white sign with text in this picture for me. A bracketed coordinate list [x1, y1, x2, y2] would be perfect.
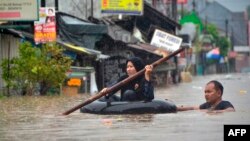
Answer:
[150, 29, 182, 52]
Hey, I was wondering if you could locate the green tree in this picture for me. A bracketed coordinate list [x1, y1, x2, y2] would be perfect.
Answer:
[217, 36, 231, 57]
[206, 24, 218, 43]
[206, 23, 231, 57]
[1, 42, 72, 96]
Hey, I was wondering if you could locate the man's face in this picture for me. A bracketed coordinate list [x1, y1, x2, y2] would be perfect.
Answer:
[204, 83, 221, 104]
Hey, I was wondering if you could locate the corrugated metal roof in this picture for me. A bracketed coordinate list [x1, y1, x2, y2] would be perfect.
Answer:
[5, 29, 110, 59]
[57, 39, 109, 59]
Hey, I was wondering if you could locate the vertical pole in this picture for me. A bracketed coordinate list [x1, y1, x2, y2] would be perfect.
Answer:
[91, 0, 93, 17]
[41, 0, 45, 7]
[225, 19, 229, 73]
[225, 19, 228, 38]
[172, 0, 177, 21]
[192, 0, 196, 12]
[7, 39, 10, 96]
[181, 3, 184, 18]
[85, 0, 88, 18]
[84, 76, 88, 93]
[231, 28, 235, 72]
[55, 0, 58, 11]
[204, 16, 207, 33]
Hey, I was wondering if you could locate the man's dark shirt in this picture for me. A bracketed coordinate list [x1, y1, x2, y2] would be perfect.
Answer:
[199, 100, 234, 110]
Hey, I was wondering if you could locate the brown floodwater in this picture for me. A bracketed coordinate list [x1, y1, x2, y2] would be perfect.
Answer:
[0, 73, 250, 141]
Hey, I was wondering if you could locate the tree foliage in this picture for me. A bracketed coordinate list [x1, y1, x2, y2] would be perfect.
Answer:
[206, 24, 218, 43]
[1, 42, 72, 95]
[206, 23, 231, 57]
[217, 36, 231, 57]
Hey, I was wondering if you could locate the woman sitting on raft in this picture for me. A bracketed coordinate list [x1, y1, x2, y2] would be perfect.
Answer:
[100, 57, 154, 101]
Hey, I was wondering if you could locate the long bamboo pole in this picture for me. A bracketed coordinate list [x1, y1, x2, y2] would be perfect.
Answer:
[62, 47, 185, 115]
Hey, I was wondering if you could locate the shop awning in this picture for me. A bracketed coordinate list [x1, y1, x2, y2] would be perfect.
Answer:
[57, 39, 109, 59]
[4, 29, 109, 60]
[0, 25, 30, 29]
[4, 28, 34, 39]
[57, 12, 108, 49]
[58, 41, 96, 55]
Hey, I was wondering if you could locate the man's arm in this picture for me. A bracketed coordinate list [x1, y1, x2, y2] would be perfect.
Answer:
[224, 107, 235, 112]
[207, 107, 235, 113]
[177, 106, 235, 112]
[177, 105, 199, 111]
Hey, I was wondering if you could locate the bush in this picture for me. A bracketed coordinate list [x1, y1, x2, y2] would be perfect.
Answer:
[0, 42, 72, 96]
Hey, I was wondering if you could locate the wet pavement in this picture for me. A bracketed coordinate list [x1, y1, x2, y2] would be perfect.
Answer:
[0, 73, 250, 141]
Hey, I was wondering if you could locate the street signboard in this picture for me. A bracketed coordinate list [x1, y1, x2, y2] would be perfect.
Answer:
[0, 0, 39, 21]
[150, 29, 183, 52]
[101, 0, 143, 15]
[34, 7, 56, 43]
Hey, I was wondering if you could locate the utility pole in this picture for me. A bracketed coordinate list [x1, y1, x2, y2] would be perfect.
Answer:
[41, 0, 45, 7]
[192, 0, 196, 12]
[231, 27, 236, 72]
[225, 18, 230, 73]
[172, 0, 177, 21]
[225, 19, 228, 38]
[7, 40, 10, 96]
[91, 0, 93, 17]
[181, 2, 184, 18]
[55, 0, 59, 11]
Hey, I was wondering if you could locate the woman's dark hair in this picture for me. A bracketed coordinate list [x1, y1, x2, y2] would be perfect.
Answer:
[207, 80, 224, 95]
[126, 57, 145, 72]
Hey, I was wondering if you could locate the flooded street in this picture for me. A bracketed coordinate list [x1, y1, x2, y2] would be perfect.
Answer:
[1, 73, 250, 141]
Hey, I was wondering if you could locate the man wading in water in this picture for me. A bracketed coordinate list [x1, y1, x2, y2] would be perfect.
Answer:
[177, 80, 235, 113]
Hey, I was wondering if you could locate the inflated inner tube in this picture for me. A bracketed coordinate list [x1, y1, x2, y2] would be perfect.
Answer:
[80, 99, 177, 114]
